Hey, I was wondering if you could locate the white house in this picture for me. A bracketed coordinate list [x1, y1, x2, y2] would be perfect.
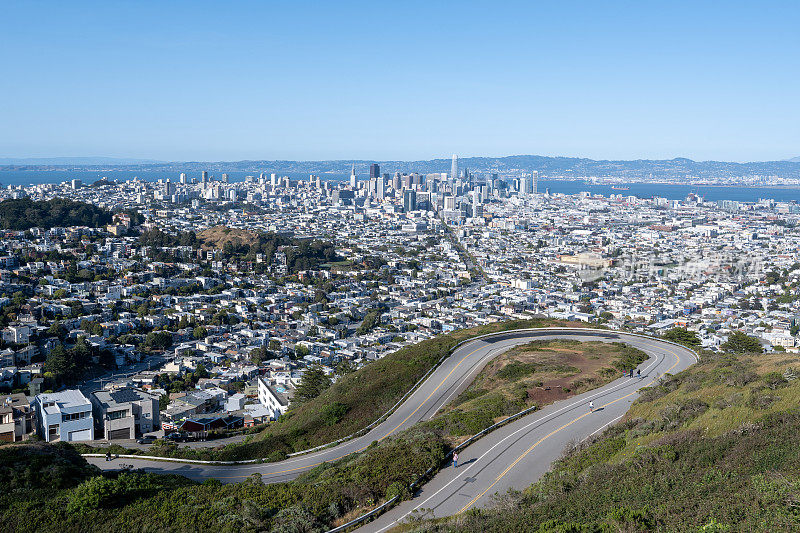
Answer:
[35, 389, 94, 442]
[257, 377, 289, 420]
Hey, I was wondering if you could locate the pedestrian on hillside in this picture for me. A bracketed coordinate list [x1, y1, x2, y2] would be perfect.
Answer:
[453, 452, 459, 468]
[629, 368, 634, 378]
[589, 401, 594, 413]
[637, 369, 641, 378]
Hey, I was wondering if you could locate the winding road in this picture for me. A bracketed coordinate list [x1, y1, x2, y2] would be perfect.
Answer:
[85, 328, 696, 531]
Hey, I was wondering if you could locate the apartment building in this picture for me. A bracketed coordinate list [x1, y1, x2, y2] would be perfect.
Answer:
[257, 376, 289, 420]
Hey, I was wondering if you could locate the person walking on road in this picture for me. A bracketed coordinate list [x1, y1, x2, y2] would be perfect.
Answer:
[453, 452, 459, 468]
[105, 451, 111, 462]
[637, 369, 641, 378]
[629, 368, 634, 378]
[589, 401, 594, 413]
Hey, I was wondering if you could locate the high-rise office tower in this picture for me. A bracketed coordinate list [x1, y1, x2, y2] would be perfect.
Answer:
[270, 173, 278, 187]
[179, 173, 187, 184]
[369, 163, 380, 180]
[451, 154, 458, 182]
[472, 188, 481, 206]
[531, 171, 538, 194]
[201, 171, 208, 183]
[403, 189, 417, 212]
[222, 173, 229, 183]
[472, 188, 483, 217]
[519, 177, 529, 197]
[349, 164, 357, 189]
[376, 177, 385, 200]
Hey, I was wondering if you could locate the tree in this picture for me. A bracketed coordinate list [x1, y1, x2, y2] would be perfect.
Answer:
[195, 364, 209, 379]
[335, 359, 358, 377]
[663, 327, 701, 348]
[722, 331, 762, 353]
[357, 310, 382, 335]
[44, 344, 73, 384]
[98, 349, 115, 368]
[294, 344, 310, 359]
[294, 364, 331, 402]
[193, 326, 208, 340]
[47, 320, 67, 341]
[144, 331, 173, 350]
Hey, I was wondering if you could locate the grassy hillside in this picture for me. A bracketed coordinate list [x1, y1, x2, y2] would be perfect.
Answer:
[426, 340, 647, 444]
[197, 225, 259, 250]
[401, 350, 800, 532]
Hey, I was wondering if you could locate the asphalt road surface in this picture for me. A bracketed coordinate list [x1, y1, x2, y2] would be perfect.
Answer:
[360, 331, 696, 533]
[85, 328, 695, 515]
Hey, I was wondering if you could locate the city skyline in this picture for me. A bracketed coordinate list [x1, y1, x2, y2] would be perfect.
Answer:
[3, 1, 799, 162]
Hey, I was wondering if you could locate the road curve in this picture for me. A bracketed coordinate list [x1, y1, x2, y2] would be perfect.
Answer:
[86, 329, 695, 499]
[359, 331, 695, 533]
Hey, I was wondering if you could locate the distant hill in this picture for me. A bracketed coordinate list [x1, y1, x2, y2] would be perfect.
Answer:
[0, 156, 164, 165]
[786, 156, 800, 163]
[198, 226, 259, 251]
[3, 154, 800, 180]
[0, 198, 112, 230]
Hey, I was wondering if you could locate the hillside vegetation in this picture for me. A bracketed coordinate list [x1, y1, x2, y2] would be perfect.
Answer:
[1, 426, 445, 533]
[0, 197, 112, 230]
[402, 350, 800, 532]
[427, 339, 647, 444]
[198, 226, 260, 250]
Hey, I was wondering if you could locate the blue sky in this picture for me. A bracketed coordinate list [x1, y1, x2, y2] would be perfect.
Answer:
[1, 1, 798, 162]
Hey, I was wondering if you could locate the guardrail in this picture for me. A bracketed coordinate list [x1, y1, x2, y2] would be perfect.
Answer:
[322, 330, 699, 532]
[81, 328, 698, 468]
[325, 403, 539, 533]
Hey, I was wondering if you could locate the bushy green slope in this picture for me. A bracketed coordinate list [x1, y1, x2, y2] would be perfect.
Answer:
[402, 351, 800, 532]
[1, 426, 445, 533]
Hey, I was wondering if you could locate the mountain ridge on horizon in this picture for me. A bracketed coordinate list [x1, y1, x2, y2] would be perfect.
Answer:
[2, 154, 800, 180]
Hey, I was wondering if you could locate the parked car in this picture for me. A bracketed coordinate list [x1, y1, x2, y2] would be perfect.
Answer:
[136, 435, 156, 444]
[164, 432, 187, 442]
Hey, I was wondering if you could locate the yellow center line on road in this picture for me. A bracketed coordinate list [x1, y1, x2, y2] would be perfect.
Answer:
[457, 345, 682, 514]
[214, 342, 487, 480]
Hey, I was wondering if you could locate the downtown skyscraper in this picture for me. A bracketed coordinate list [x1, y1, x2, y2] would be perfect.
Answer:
[369, 163, 380, 180]
[451, 154, 458, 181]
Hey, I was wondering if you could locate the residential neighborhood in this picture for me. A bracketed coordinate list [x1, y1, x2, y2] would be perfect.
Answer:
[0, 167, 799, 448]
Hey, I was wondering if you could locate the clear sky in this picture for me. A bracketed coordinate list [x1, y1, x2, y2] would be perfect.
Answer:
[2, 1, 798, 162]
